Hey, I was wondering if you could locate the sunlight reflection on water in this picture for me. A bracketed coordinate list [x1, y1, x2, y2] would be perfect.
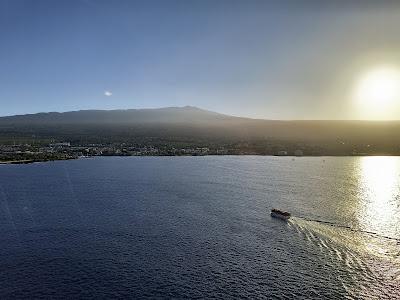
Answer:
[354, 157, 400, 297]
[357, 156, 400, 238]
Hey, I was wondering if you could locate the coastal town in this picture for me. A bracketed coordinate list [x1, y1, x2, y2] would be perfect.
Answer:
[0, 141, 310, 164]
[0, 142, 220, 163]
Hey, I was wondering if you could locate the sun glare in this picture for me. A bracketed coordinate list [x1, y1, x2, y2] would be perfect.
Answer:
[357, 157, 400, 237]
[353, 66, 400, 119]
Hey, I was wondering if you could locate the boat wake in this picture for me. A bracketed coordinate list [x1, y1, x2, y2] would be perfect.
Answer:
[293, 216, 400, 242]
[285, 215, 400, 298]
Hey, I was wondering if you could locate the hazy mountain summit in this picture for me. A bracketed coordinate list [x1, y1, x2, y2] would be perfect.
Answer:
[0, 106, 231, 125]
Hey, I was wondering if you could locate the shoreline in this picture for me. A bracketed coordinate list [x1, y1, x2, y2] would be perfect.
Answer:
[0, 157, 76, 165]
[2, 154, 400, 165]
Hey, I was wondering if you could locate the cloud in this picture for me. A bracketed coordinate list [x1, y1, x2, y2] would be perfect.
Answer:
[104, 91, 112, 96]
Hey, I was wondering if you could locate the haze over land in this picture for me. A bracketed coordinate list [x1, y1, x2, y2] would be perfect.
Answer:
[1, 106, 400, 155]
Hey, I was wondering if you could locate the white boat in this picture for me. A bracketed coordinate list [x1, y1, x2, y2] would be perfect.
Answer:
[270, 209, 291, 220]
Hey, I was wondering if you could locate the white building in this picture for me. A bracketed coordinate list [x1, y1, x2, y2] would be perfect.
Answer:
[277, 150, 288, 156]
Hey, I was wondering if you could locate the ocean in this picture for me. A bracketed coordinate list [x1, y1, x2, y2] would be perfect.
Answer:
[1, 156, 399, 299]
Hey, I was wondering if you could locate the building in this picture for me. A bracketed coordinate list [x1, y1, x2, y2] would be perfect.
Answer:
[276, 150, 288, 156]
[50, 142, 71, 147]
[294, 150, 304, 156]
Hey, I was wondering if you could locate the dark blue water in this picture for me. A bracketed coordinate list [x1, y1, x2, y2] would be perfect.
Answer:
[1, 156, 399, 299]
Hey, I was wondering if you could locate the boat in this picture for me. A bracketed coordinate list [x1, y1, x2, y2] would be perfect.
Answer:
[270, 208, 291, 220]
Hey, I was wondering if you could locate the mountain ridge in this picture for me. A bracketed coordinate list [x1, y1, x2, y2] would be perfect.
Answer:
[1, 106, 400, 154]
[2, 106, 400, 123]
[0, 106, 234, 124]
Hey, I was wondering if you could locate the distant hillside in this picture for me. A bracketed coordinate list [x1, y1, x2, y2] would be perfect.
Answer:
[0, 106, 230, 125]
[1, 106, 400, 154]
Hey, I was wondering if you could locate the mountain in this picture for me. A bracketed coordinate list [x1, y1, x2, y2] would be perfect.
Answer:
[0, 106, 230, 125]
[1, 106, 400, 155]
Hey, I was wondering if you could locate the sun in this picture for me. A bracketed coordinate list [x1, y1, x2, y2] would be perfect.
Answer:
[353, 66, 400, 119]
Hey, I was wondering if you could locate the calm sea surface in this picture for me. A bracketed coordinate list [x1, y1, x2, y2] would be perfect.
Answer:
[1, 156, 399, 299]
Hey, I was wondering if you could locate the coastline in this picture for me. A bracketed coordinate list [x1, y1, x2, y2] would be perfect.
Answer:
[0, 159, 37, 164]
[2, 153, 400, 165]
[0, 157, 77, 165]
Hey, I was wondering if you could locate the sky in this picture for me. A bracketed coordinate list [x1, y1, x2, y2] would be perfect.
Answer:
[1, 0, 400, 119]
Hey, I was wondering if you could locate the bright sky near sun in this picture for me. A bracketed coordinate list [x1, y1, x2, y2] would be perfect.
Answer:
[353, 67, 400, 120]
[1, 0, 400, 120]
